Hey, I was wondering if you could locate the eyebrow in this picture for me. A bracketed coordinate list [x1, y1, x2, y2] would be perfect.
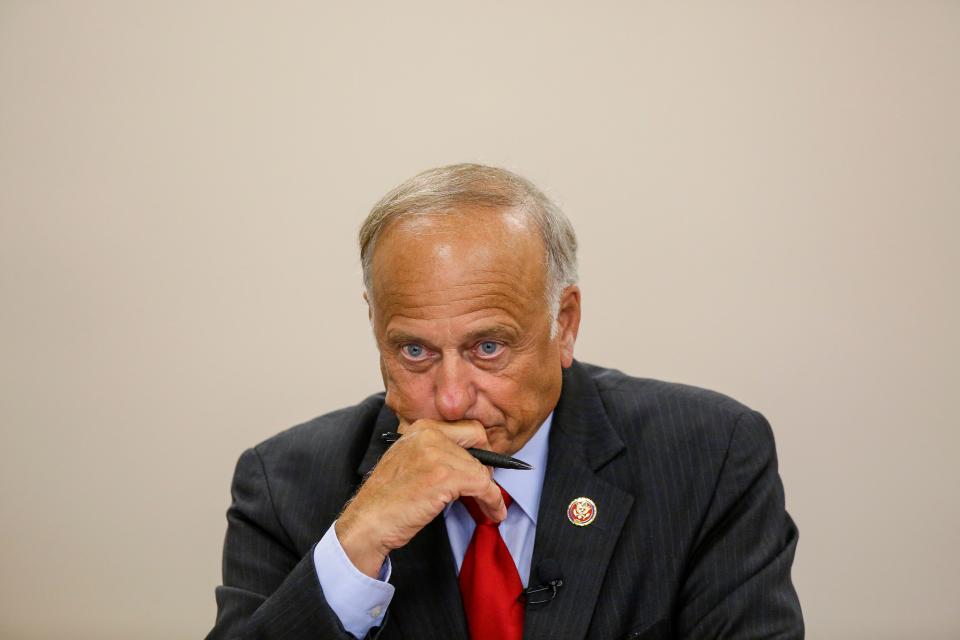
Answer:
[462, 325, 519, 345]
[384, 325, 519, 348]
[384, 330, 434, 348]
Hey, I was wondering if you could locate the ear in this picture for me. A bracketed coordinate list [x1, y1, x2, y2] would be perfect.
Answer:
[362, 290, 372, 323]
[555, 285, 581, 368]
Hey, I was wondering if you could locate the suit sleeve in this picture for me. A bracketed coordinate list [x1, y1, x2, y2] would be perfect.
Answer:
[206, 447, 368, 640]
[676, 411, 804, 639]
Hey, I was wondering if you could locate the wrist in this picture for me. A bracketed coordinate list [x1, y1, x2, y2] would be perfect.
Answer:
[335, 513, 389, 579]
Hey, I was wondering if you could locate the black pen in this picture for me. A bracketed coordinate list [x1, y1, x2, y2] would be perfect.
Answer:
[379, 431, 534, 471]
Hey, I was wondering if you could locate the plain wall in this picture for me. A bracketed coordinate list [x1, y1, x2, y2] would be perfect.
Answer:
[1, 2, 958, 638]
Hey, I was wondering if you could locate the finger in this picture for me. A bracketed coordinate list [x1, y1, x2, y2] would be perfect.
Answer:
[400, 429, 487, 473]
[396, 432, 502, 514]
[404, 419, 491, 449]
[464, 472, 508, 523]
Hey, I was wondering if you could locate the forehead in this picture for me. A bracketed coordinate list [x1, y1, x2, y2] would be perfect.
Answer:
[369, 207, 548, 331]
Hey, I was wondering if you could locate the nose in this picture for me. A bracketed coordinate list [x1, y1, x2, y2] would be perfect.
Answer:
[433, 354, 476, 421]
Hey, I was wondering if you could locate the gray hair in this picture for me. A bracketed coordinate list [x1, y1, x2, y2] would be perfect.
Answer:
[358, 163, 578, 335]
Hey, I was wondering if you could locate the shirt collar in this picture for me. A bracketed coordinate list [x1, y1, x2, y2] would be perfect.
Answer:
[493, 411, 552, 525]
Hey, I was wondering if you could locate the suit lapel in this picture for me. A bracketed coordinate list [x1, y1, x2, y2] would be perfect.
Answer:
[389, 516, 469, 639]
[524, 362, 634, 640]
[357, 403, 470, 640]
[356, 401, 399, 478]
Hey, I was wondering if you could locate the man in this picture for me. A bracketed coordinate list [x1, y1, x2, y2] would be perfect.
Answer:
[207, 164, 803, 639]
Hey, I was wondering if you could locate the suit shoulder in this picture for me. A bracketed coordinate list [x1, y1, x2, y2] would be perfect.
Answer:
[583, 362, 754, 415]
[580, 362, 762, 444]
[250, 392, 386, 470]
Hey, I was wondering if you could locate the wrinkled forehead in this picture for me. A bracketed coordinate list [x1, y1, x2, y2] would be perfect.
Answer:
[368, 207, 549, 323]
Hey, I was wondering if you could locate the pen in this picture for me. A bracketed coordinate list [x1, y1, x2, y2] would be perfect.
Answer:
[379, 431, 534, 470]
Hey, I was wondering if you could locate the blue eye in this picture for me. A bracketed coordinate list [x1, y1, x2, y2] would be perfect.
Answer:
[402, 344, 426, 359]
[477, 341, 501, 357]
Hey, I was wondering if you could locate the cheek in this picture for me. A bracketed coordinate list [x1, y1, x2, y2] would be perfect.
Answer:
[382, 359, 435, 411]
[478, 373, 530, 416]
[488, 359, 558, 417]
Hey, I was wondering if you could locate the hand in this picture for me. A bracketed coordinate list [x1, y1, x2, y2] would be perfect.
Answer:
[335, 419, 507, 578]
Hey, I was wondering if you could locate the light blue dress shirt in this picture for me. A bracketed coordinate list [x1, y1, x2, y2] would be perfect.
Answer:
[313, 413, 553, 639]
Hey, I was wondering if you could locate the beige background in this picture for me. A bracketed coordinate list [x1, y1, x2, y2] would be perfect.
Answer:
[1, 2, 958, 638]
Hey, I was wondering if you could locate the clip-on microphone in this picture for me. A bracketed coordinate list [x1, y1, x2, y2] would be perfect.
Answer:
[519, 559, 564, 608]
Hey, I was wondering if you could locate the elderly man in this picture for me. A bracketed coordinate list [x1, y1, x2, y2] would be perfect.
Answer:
[207, 164, 803, 639]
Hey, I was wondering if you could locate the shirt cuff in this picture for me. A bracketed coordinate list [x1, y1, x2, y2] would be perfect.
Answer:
[314, 521, 395, 639]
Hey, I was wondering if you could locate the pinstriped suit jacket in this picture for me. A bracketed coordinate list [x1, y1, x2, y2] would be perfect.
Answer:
[207, 361, 803, 639]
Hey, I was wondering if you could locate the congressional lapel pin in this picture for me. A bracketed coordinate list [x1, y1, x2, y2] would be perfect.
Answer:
[566, 497, 597, 526]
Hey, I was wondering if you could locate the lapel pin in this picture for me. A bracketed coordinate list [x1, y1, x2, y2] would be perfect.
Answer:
[566, 497, 597, 527]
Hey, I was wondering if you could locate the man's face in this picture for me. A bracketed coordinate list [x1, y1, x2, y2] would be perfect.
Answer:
[367, 206, 580, 455]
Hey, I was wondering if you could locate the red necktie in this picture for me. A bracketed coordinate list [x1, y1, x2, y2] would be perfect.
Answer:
[459, 487, 525, 640]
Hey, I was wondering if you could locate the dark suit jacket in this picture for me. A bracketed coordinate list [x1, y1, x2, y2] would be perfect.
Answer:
[207, 361, 803, 639]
